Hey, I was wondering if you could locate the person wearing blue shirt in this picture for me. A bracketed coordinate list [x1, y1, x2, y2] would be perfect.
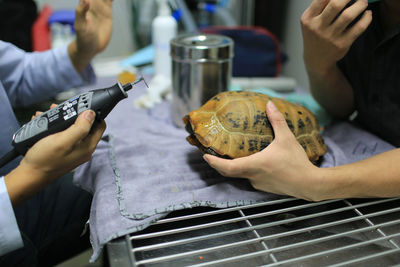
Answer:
[203, 0, 400, 200]
[0, 0, 112, 266]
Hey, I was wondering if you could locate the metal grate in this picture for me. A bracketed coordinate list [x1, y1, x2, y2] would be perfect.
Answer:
[107, 197, 400, 267]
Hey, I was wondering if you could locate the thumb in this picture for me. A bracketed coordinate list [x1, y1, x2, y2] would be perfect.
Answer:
[57, 110, 96, 144]
[266, 101, 293, 141]
[203, 154, 255, 178]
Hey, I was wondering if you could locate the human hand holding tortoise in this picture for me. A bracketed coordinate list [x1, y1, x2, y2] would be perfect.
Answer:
[183, 91, 327, 201]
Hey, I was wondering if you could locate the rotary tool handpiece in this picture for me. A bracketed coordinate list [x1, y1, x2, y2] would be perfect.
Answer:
[8, 77, 146, 159]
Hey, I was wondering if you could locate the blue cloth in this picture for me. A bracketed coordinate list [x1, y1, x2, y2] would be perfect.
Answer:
[73, 79, 393, 262]
[120, 45, 154, 68]
[0, 40, 95, 257]
[73, 81, 282, 261]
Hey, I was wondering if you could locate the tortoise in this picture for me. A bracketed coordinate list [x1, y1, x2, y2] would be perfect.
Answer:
[183, 91, 327, 162]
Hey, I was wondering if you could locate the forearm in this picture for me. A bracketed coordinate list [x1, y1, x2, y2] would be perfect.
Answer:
[4, 164, 51, 207]
[67, 40, 96, 74]
[316, 148, 400, 200]
[306, 63, 355, 119]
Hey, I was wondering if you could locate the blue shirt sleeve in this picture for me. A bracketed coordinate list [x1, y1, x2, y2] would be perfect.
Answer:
[0, 176, 23, 256]
[0, 41, 96, 108]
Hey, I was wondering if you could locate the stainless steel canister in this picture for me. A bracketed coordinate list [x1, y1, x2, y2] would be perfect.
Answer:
[170, 34, 234, 127]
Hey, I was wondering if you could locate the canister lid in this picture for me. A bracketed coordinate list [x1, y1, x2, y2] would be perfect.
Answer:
[170, 34, 234, 61]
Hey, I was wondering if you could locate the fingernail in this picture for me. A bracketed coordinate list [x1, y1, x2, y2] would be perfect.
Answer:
[267, 101, 277, 111]
[84, 110, 95, 122]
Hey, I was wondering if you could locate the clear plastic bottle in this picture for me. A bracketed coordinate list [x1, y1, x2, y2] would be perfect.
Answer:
[152, 0, 177, 79]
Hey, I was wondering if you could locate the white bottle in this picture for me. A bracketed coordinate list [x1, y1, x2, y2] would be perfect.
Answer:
[152, 0, 177, 79]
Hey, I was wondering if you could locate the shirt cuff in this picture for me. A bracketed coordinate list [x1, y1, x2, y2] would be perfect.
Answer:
[0, 176, 23, 256]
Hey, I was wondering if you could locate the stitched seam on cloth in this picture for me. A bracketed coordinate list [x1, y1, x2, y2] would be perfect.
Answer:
[88, 134, 168, 263]
[106, 135, 272, 221]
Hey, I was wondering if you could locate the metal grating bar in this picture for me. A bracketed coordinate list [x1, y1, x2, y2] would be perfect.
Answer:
[131, 206, 400, 253]
[122, 198, 400, 266]
[130, 199, 341, 240]
[125, 234, 137, 267]
[329, 249, 400, 267]
[151, 197, 298, 225]
[260, 233, 400, 267]
[130, 198, 396, 240]
[188, 232, 400, 267]
[344, 199, 400, 249]
[193, 249, 400, 267]
[238, 209, 279, 264]
[133, 217, 400, 265]
[108, 235, 137, 267]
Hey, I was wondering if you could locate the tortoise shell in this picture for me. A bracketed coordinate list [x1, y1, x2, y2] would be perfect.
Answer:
[183, 91, 327, 162]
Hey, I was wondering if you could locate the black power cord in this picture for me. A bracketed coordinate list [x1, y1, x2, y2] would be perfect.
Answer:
[0, 148, 19, 168]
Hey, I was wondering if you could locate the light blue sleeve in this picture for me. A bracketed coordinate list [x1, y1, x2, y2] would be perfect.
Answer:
[0, 41, 96, 108]
[0, 176, 23, 256]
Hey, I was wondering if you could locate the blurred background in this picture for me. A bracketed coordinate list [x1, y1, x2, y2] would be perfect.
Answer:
[0, 0, 313, 91]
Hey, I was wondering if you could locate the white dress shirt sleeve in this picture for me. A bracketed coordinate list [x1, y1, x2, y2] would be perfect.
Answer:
[0, 176, 23, 256]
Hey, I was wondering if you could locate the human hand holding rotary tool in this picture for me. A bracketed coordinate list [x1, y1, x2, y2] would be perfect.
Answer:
[0, 0, 114, 262]
[4, 110, 106, 206]
[68, 0, 113, 73]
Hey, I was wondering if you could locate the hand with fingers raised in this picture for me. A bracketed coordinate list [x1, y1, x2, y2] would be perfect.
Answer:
[68, 0, 114, 72]
[301, 0, 372, 75]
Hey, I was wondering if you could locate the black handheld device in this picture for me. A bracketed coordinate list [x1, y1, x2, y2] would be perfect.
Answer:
[0, 77, 147, 168]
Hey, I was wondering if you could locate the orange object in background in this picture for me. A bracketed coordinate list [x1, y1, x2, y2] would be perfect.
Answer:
[31, 5, 53, 51]
[118, 71, 136, 84]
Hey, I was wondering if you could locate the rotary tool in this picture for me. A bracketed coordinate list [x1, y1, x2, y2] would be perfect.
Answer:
[0, 77, 148, 168]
